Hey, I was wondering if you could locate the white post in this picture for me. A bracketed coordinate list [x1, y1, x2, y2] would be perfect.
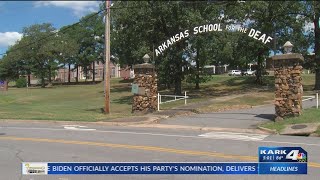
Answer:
[317, 93, 319, 109]
[185, 91, 187, 105]
[157, 93, 160, 111]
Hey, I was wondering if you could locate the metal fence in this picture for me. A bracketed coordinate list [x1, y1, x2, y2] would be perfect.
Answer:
[302, 93, 319, 109]
[157, 91, 189, 111]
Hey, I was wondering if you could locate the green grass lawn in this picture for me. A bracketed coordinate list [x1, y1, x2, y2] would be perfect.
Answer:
[0, 78, 134, 121]
[260, 108, 320, 135]
[0, 74, 316, 121]
[157, 75, 274, 110]
[196, 92, 274, 113]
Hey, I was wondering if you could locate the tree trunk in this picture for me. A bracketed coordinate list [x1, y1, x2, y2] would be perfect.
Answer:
[5, 81, 8, 91]
[174, 77, 182, 95]
[166, 82, 171, 89]
[48, 66, 52, 84]
[85, 68, 88, 82]
[41, 73, 45, 88]
[174, 54, 182, 95]
[76, 65, 79, 83]
[92, 61, 95, 82]
[68, 64, 71, 83]
[314, 12, 320, 90]
[315, 69, 320, 90]
[255, 52, 264, 85]
[27, 73, 31, 87]
[195, 45, 200, 89]
[63, 64, 66, 83]
[102, 63, 105, 81]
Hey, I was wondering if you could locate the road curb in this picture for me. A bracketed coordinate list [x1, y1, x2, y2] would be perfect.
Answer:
[0, 116, 161, 126]
[257, 126, 278, 134]
[1, 118, 273, 135]
[129, 124, 272, 134]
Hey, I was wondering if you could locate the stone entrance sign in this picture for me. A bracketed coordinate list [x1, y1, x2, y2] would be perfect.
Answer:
[0, 81, 8, 91]
[132, 63, 158, 113]
[271, 53, 304, 121]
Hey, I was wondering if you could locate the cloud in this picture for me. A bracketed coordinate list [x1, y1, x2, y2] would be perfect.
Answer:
[33, 1, 100, 17]
[0, 32, 23, 48]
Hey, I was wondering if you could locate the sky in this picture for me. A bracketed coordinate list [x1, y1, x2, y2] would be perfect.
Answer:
[0, 1, 315, 58]
[0, 1, 102, 57]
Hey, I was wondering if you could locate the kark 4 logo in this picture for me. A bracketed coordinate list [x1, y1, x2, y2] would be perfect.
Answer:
[260, 149, 307, 162]
[286, 150, 307, 162]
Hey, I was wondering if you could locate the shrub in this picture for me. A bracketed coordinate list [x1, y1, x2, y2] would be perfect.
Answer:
[16, 77, 27, 88]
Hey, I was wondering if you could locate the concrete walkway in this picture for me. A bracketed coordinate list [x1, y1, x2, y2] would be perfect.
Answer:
[155, 99, 316, 132]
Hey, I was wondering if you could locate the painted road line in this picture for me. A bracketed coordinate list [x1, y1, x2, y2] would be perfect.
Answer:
[2, 126, 320, 147]
[1, 126, 268, 142]
[199, 132, 268, 141]
[63, 125, 96, 131]
[0, 136, 319, 168]
[0, 136, 256, 161]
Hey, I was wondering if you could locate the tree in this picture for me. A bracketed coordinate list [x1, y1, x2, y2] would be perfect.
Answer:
[77, 12, 104, 82]
[19, 23, 57, 87]
[0, 36, 35, 84]
[112, 1, 203, 94]
[298, 1, 320, 90]
[0, 54, 20, 81]
[59, 24, 85, 83]
[111, 1, 310, 92]
[224, 1, 307, 84]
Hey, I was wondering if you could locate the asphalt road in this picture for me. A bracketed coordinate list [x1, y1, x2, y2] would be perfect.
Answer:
[0, 121, 319, 180]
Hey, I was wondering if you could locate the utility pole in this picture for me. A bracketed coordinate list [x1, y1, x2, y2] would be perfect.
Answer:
[104, 0, 111, 114]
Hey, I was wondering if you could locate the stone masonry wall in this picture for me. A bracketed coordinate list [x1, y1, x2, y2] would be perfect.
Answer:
[274, 65, 303, 120]
[132, 65, 157, 113]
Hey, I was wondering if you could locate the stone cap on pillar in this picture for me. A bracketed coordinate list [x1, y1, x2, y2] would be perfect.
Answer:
[133, 63, 155, 75]
[271, 53, 304, 68]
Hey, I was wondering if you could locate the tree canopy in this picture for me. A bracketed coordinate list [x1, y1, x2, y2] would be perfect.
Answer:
[1, 1, 319, 91]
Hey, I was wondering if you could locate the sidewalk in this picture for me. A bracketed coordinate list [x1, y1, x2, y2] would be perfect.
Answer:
[128, 97, 316, 135]
[144, 103, 274, 134]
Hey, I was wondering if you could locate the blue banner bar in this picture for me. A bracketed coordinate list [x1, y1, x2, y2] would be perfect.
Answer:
[47, 163, 258, 174]
[259, 163, 307, 174]
[258, 147, 308, 163]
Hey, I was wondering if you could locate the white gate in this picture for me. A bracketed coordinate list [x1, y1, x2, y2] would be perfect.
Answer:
[303, 93, 319, 109]
[157, 91, 189, 111]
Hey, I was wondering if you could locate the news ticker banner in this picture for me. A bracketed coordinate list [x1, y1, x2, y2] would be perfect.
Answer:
[22, 147, 308, 175]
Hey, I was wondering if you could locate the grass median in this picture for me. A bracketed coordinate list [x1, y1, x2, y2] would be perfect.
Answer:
[260, 108, 320, 135]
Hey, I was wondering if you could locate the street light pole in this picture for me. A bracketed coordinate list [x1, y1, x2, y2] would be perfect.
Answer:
[104, 0, 111, 114]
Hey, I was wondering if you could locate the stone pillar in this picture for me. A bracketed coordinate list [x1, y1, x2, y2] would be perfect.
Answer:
[271, 53, 304, 121]
[132, 63, 157, 113]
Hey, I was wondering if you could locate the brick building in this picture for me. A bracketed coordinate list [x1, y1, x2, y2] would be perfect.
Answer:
[55, 61, 134, 82]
